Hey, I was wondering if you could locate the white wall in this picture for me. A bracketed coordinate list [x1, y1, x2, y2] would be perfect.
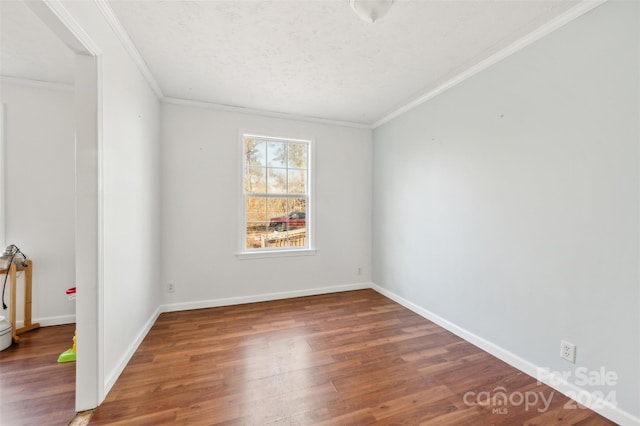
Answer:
[161, 103, 372, 306]
[372, 1, 639, 422]
[60, 0, 162, 404]
[0, 80, 75, 326]
[0, 103, 4, 249]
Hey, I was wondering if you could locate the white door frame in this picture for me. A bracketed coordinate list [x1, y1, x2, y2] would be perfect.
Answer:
[26, 0, 104, 411]
[0, 103, 5, 248]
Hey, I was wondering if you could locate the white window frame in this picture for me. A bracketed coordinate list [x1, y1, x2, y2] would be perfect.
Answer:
[237, 132, 316, 259]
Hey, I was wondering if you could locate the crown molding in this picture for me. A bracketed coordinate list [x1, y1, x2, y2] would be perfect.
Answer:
[26, 0, 101, 56]
[94, 0, 164, 99]
[0, 76, 74, 92]
[372, 0, 608, 128]
[162, 97, 373, 130]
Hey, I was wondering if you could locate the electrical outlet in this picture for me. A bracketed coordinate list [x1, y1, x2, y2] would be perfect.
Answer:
[560, 340, 576, 363]
[168, 282, 175, 293]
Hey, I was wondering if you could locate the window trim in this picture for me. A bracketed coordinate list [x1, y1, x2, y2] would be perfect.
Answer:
[237, 131, 316, 259]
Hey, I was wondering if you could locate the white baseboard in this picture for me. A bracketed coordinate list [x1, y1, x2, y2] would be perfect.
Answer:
[160, 282, 370, 313]
[14, 314, 76, 328]
[369, 283, 639, 426]
[103, 306, 161, 396]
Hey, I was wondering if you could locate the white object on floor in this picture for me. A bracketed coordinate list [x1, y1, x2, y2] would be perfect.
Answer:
[0, 316, 12, 351]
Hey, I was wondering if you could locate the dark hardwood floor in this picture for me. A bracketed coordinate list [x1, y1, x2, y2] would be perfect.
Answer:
[0, 323, 76, 426]
[90, 290, 615, 425]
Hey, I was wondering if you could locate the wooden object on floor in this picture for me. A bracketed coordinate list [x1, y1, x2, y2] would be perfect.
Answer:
[0, 323, 76, 426]
[0, 259, 39, 343]
[90, 289, 615, 425]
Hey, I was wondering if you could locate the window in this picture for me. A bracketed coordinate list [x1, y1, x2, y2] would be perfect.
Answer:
[241, 134, 311, 252]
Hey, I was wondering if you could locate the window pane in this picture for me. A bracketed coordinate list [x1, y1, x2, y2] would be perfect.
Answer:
[267, 141, 286, 168]
[288, 198, 306, 219]
[246, 222, 268, 249]
[288, 143, 307, 169]
[246, 197, 267, 223]
[267, 198, 288, 230]
[267, 168, 287, 194]
[288, 169, 306, 194]
[245, 166, 266, 193]
[244, 139, 266, 167]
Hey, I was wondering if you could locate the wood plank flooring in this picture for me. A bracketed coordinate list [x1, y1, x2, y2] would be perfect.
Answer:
[0, 323, 76, 426]
[90, 290, 615, 425]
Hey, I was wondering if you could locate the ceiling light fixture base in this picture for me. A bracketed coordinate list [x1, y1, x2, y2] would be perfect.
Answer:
[350, 0, 394, 23]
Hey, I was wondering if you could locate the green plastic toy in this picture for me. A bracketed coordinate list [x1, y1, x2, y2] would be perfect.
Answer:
[57, 348, 75, 363]
[57, 330, 76, 363]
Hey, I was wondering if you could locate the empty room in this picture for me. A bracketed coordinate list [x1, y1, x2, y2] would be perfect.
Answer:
[0, 0, 638, 425]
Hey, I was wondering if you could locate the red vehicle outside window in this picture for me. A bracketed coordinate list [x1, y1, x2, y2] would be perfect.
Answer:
[270, 212, 306, 232]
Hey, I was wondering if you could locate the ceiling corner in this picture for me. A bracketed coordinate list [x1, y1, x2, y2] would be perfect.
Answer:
[372, 0, 608, 129]
[94, 0, 164, 99]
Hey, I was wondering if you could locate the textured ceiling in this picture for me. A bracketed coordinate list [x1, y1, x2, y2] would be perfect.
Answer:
[0, 0, 74, 84]
[1, 0, 583, 125]
[108, 0, 580, 125]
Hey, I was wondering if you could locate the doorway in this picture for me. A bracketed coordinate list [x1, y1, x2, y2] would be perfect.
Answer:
[0, 0, 102, 413]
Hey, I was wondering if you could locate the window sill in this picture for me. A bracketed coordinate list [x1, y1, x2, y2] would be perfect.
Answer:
[236, 248, 317, 260]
